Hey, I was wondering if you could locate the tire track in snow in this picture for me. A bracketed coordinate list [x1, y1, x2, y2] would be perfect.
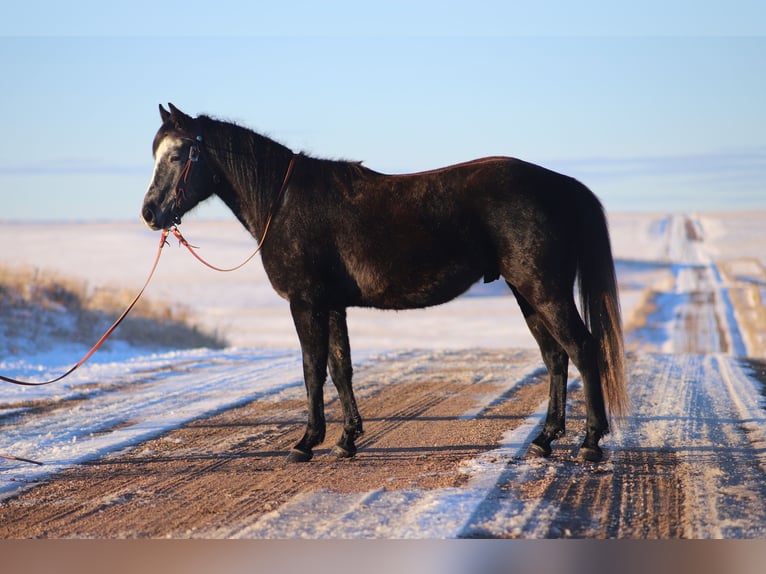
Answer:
[630, 214, 746, 356]
[208, 350, 549, 538]
[612, 353, 766, 538]
[352, 349, 547, 460]
[445, 353, 766, 539]
[0, 348, 304, 500]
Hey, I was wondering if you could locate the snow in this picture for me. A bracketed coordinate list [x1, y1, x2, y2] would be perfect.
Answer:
[2, 211, 766, 536]
[0, 347, 304, 495]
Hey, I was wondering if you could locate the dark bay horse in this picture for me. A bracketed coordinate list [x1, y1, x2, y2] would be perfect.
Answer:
[141, 103, 627, 463]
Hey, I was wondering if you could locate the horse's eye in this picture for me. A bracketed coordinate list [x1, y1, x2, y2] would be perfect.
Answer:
[169, 155, 181, 162]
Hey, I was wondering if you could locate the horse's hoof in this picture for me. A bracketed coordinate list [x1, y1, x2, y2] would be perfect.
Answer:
[286, 448, 313, 463]
[526, 442, 551, 458]
[578, 446, 604, 462]
[330, 444, 356, 459]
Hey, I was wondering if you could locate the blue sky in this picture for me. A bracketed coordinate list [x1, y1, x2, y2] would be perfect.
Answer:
[1, 1, 765, 220]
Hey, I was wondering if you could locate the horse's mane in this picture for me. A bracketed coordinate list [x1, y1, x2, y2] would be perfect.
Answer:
[192, 115, 295, 226]
[198, 115, 289, 182]
[198, 115, 372, 204]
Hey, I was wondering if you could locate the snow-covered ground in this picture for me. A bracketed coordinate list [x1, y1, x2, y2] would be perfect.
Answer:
[1, 211, 766, 536]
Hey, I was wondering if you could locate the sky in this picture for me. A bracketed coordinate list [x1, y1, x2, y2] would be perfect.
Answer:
[1, 1, 765, 221]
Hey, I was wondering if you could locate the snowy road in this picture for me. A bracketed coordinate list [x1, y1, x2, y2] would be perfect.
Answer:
[2, 213, 766, 538]
[1, 349, 764, 538]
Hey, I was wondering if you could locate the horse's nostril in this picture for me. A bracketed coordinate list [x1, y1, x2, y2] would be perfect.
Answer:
[141, 205, 156, 225]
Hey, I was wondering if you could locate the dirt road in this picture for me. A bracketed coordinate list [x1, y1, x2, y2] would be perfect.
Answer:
[2, 215, 766, 538]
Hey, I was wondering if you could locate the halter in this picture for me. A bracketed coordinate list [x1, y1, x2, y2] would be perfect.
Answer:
[173, 135, 204, 222]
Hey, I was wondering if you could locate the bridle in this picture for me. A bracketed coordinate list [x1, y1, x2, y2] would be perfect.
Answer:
[172, 135, 204, 225]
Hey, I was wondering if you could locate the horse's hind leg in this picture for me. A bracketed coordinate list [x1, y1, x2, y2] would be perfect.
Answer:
[530, 295, 609, 461]
[327, 308, 364, 458]
[510, 285, 569, 458]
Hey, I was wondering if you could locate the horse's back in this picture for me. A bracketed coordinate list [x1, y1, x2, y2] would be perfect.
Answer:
[327, 156, 590, 309]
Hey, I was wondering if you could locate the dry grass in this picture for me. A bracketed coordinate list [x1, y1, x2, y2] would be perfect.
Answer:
[0, 264, 228, 356]
[718, 259, 766, 358]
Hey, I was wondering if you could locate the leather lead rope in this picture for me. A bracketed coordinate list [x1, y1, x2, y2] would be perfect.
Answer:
[0, 230, 170, 465]
[0, 229, 171, 387]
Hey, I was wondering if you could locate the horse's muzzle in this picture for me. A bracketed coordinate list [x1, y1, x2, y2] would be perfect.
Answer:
[141, 201, 175, 230]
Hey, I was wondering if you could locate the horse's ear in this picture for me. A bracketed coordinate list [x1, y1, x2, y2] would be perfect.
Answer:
[159, 104, 171, 123]
[167, 103, 194, 131]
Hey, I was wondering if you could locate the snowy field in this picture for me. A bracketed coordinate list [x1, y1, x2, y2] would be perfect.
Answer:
[4, 211, 765, 353]
[1, 211, 766, 537]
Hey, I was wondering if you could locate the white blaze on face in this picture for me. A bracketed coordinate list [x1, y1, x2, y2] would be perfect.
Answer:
[142, 136, 189, 229]
[147, 136, 184, 191]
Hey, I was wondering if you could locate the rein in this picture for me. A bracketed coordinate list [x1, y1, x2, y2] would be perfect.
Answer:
[0, 229, 171, 388]
[0, 230, 170, 466]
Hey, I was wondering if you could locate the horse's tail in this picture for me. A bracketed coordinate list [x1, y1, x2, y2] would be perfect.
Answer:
[575, 187, 629, 422]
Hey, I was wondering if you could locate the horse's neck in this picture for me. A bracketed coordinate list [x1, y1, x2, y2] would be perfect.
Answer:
[210, 132, 292, 236]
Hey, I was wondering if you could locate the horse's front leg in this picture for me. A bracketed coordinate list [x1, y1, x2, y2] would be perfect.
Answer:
[328, 308, 363, 458]
[286, 300, 329, 463]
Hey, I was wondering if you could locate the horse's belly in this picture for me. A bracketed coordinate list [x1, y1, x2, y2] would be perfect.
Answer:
[354, 262, 485, 310]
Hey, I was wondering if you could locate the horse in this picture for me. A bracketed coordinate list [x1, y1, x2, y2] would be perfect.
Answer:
[141, 103, 627, 463]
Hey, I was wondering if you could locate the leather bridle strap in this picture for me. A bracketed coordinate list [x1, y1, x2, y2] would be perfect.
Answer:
[174, 136, 201, 211]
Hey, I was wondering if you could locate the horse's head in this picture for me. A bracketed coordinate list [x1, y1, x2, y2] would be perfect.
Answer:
[141, 103, 218, 230]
